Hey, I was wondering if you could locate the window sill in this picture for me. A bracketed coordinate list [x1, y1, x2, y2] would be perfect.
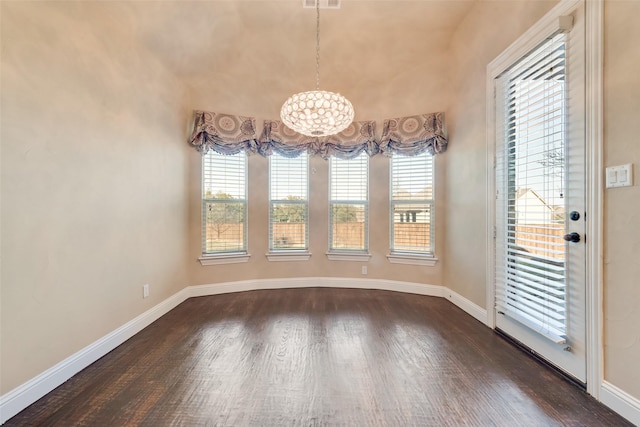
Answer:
[266, 251, 312, 262]
[199, 253, 251, 266]
[326, 252, 372, 262]
[387, 253, 438, 266]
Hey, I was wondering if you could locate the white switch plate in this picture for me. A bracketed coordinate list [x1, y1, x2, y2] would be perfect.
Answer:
[605, 164, 633, 188]
[143, 284, 150, 298]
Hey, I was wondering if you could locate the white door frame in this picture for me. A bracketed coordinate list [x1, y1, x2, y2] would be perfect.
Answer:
[485, 0, 603, 397]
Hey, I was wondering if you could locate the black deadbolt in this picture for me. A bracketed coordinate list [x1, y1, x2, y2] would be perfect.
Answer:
[569, 211, 580, 221]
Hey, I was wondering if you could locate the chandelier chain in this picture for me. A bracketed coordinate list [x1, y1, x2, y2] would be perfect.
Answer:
[315, 0, 320, 90]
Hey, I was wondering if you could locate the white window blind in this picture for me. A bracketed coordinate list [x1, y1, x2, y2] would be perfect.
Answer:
[390, 152, 434, 254]
[202, 152, 247, 254]
[495, 33, 568, 343]
[269, 153, 309, 251]
[329, 153, 368, 252]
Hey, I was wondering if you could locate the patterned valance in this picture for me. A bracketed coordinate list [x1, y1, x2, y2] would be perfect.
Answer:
[258, 120, 378, 159]
[188, 111, 447, 158]
[189, 111, 258, 155]
[258, 120, 319, 158]
[317, 121, 378, 159]
[379, 112, 448, 156]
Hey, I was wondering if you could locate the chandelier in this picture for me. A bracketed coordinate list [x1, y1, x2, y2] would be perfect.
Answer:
[280, 1, 354, 137]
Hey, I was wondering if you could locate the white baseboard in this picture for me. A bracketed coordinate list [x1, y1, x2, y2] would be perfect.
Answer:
[188, 277, 445, 299]
[600, 381, 640, 426]
[0, 288, 190, 425]
[443, 288, 489, 326]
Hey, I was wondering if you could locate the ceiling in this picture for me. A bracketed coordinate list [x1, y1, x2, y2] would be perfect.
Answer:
[102, 1, 477, 88]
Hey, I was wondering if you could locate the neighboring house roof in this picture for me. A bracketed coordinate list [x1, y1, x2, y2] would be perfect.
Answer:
[515, 188, 556, 212]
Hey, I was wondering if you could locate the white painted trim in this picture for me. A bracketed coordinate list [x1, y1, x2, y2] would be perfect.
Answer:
[443, 289, 489, 326]
[584, 0, 604, 400]
[0, 288, 190, 425]
[265, 251, 311, 262]
[199, 253, 251, 266]
[487, 0, 582, 80]
[188, 277, 444, 299]
[600, 381, 640, 426]
[386, 253, 438, 266]
[325, 252, 371, 262]
[485, 55, 497, 330]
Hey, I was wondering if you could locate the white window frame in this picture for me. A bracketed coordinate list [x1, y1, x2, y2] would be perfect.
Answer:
[267, 152, 311, 261]
[388, 152, 438, 266]
[327, 153, 371, 261]
[199, 151, 250, 266]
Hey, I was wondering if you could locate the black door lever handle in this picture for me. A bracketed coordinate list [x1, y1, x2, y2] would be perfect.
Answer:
[563, 232, 580, 243]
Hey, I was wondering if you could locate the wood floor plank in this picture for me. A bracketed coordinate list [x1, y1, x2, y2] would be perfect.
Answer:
[5, 288, 632, 426]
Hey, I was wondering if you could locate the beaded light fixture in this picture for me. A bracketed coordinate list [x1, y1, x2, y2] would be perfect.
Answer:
[280, 1, 354, 137]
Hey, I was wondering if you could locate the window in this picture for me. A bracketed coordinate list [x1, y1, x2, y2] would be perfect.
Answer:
[269, 153, 309, 253]
[389, 152, 435, 261]
[495, 31, 575, 343]
[329, 153, 368, 253]
[201, 151, 247, 257]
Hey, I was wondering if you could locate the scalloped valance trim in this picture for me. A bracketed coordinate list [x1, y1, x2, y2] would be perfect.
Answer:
[189, 111, 258, 155]
[379, 112, 448, 156]
[188, 111, 447, 158]
[259, 119, 378, 159]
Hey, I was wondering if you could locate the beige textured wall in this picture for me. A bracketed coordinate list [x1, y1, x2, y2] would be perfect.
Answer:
[603, 0, 640, 398]
[186, 1, 455, 288]
[445, 0, 558, 307]
[0, 2, 191, 393]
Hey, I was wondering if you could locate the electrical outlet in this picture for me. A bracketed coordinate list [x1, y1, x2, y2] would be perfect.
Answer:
[143, 284, 150, 299]
[361, 266, 367, 275]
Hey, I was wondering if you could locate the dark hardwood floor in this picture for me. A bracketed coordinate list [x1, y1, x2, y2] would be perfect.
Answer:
[6, 288, 632, 426]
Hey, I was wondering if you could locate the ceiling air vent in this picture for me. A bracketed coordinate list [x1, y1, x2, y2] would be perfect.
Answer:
[303, 0, 341, 9]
